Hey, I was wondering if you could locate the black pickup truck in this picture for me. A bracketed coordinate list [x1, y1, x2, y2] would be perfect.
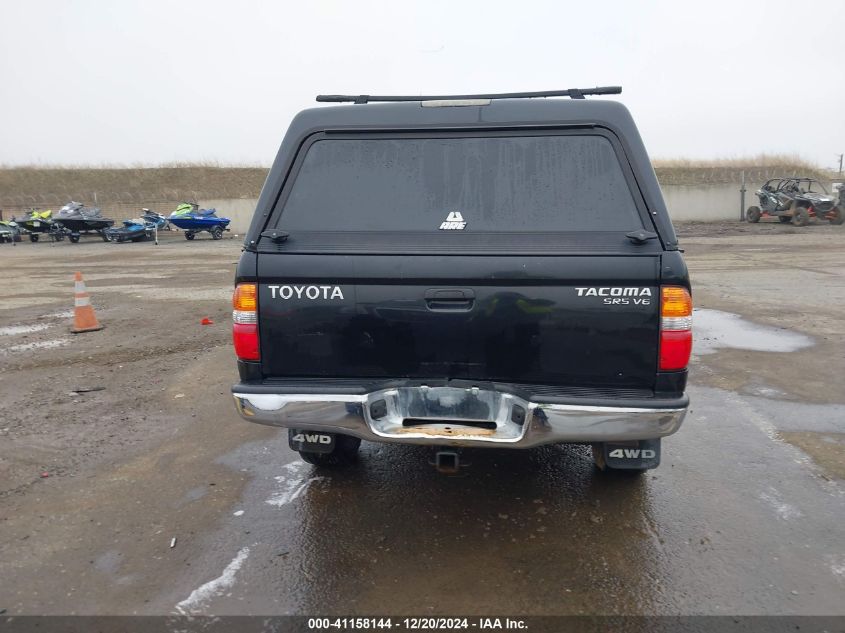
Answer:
[231, 88, 692, 474]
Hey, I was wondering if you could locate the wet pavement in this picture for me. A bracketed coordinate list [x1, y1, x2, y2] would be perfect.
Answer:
[693, 309, 814, 355]
[1, 226, 844, 617]
[150, 382, 844, 616]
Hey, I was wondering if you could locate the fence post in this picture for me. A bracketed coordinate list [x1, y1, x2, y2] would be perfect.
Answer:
[740, 170, 746, 221]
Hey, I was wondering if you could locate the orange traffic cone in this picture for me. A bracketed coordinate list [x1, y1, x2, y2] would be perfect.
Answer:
[71, 272, 103, 333]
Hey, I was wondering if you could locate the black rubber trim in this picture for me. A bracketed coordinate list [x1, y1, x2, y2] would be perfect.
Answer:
[257, 231, 663, 256]
[237, 360, 262, 382]
[655, 369, 687, 395]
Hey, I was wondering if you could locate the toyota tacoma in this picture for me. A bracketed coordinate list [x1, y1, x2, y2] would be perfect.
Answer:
[231, 87, 692, 474]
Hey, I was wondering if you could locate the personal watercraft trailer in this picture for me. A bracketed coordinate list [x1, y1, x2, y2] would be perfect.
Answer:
[0, 221, 23, 243]
[140, 209, 169, 231]
[168, 203, 230, 240]
[104, 218, 156, 243]
[53, 202, 115, 242]
[16, 210, 64, 242]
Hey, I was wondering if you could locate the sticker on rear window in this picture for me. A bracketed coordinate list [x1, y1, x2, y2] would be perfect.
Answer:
[439, 211, 467, 230]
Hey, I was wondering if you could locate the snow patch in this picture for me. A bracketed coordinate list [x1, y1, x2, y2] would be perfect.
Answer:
[828, 556, 845, 581]
[6, 339, 70, 353]
[175, 546, 250, 614]
[266, 461, 327, 507]
[0, 323, 51, 336]
[759, 488, 802, 520]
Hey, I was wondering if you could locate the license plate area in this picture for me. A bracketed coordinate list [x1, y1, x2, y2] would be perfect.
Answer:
[402, 418, 497, 430]
[365, 386, 529, 444]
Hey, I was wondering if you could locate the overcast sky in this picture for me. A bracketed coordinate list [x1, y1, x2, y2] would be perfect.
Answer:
[1, 0, 843, 168]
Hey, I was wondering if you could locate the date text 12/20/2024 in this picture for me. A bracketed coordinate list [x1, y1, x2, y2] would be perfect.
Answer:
[307, 618, 528, 630]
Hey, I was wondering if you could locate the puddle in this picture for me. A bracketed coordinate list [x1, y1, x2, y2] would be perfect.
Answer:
[742, 383, 791, 400]
[6, 339, 70, 353]
[693, 309, 814, 355]
[780, 432, 845, 480]
[0, 323, 51, 336]
[94, 549, 123, 575]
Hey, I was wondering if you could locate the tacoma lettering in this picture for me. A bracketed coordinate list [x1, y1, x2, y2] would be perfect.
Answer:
[575, 287, 653, 297]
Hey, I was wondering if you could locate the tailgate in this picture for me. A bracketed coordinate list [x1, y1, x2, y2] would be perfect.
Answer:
[254, 129, 664, 390]
[257, 253, 660, 390]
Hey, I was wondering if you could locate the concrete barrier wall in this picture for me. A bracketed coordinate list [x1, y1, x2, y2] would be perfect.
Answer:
[202, 184, 752, 233]
[661, 183, 752, 222]
[0, 185, 756, 233]
[200, 199, 258, 236]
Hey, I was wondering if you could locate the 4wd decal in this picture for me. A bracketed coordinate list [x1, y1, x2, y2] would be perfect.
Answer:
[291, 433, 333, 444]
[609, 448, 656, 459]
[575, 287, 652, 306]
[288, 429, 336, 454]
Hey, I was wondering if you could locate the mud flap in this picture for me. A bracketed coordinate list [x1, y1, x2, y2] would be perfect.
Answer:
[288, 429, 336, 454]
[599, 438, 661, 470]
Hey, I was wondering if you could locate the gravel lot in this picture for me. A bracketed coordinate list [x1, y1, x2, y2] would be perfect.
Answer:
[1, 221, 843, 616]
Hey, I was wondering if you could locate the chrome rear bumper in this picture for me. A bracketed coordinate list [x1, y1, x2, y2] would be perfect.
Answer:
[233, 385, 687, 448]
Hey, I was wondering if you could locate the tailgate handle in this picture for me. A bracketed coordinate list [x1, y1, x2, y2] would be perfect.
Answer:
[425, 288, 475, 311]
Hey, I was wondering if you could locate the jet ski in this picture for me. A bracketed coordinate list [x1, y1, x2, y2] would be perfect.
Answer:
[104, 218, 153, 243]
[0, 220, 23, 243]
[140, 208, 169, 230]
[17, 209, 62, 242]
[54, 202, 114, 242]
[168, 202, 230, 240]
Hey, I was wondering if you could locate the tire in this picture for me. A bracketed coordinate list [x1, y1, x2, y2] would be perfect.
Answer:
[829, 207, 844, 225]
[296, 433, 361, 468]
[69, 234, 80, 243]
[210, 226, 223, 240]
[792, 205, 810, 227]
[100, 232, 110, 242]
[778, 215, 792, 223]
[30, 233, 39, 243]
[185, 232, 195, 240]
[746, 206, 761, 223]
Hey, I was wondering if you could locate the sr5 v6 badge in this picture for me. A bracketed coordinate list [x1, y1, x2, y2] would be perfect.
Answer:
[575, 287, 652, 306]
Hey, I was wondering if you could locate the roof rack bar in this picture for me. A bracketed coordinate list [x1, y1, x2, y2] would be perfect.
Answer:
[316, 86, 622, 104]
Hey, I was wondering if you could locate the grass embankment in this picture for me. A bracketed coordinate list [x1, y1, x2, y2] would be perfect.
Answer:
[0, 164, 268, 211]
[652, 154, 834, 186]
[0, 156, 836, 212]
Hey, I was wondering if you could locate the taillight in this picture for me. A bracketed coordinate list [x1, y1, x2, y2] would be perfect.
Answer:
[659, 286, 692, 371]
[233, 283, 259, 361]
